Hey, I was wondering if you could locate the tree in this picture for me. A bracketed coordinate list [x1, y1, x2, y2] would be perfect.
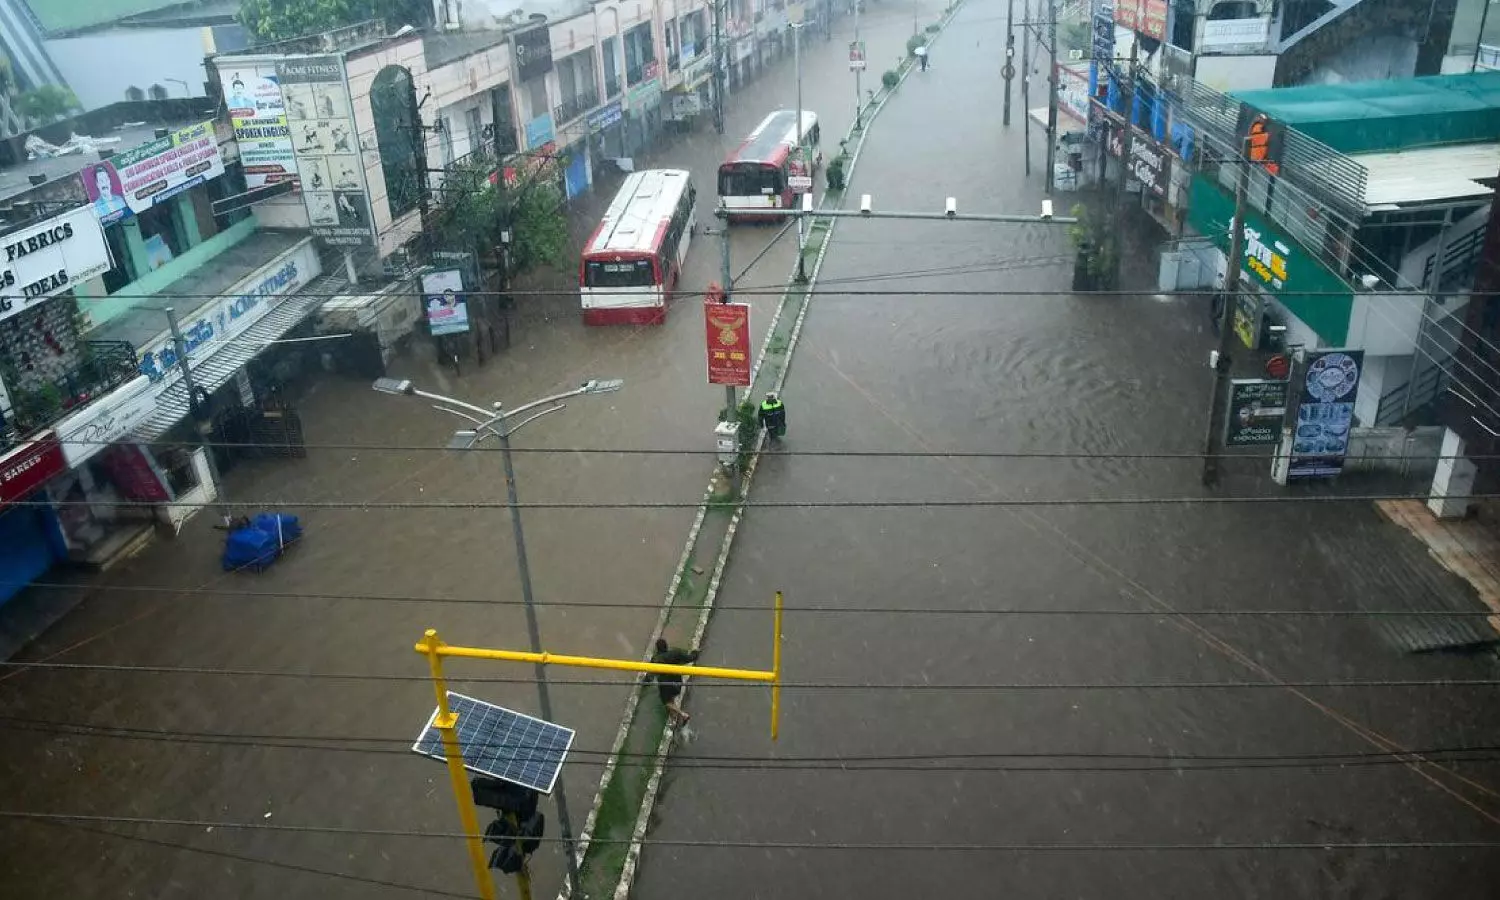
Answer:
[238, 0, 432, 42]
[15, 85, 78, 125]
[507, 181, 569, 273]
[426, 152, 570, 279]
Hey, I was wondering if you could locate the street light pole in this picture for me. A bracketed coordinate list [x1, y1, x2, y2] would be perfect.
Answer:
[1002, 0, 1016, 127]
[793, 18, 808, 284]
[372, 377, 624, 899]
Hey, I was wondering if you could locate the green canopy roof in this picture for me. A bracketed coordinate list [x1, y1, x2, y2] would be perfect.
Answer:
[1233, 72, 1500, 154]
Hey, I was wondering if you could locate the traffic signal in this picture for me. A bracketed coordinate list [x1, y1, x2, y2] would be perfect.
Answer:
[471, 776, 538, 818]
[485, 810, 545, 874]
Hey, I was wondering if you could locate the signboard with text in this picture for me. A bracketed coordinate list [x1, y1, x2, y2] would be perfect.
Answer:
[1288, 350, 1363, 479]
[220, 64, 297, 189]
[0, 206, 112, 325]
[0, 434, 67, 509]
[276, 55, 375, 247]
[81, 120, 225, 226]
[1138, 0, 1168, 41]
[1113, 0, 1139, 31]
[705, 300, 752, 386]
[422, 269, 470, 336]
[849, 41, 867, 70]
[512, 24, 555, 82]
[1105, 120, 1170, 197]
[1225, 379, 1287, 447]
[55, 376, 158, 467]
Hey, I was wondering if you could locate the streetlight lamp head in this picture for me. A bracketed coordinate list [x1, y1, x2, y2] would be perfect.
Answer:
[372, 377, 415, 396]
[582, 378, 625, 394]
[447, 429, 480, 450]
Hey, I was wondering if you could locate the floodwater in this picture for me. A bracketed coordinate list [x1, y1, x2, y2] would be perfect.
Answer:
[0, 3, 955, 900]
[630, 2, 1500, 898]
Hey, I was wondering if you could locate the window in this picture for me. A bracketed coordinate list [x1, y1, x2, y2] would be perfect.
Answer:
[439, 116, 454, 164]
[718, 163, 781, 196]
[666, 19, 679, 70]
[585, 259, 655, 287]
[527, 79, 549, 122]
[602, 37, 621, 96]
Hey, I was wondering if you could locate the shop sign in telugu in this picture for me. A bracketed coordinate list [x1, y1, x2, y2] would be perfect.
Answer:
[0, 207, 112, 324]
[1224, 379, 1287, 447]
[81, 120, 225, 226]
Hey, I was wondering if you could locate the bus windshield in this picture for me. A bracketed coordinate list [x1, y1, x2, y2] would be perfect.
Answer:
[585, 259, 656, 288]
[719, 163, 783, 197]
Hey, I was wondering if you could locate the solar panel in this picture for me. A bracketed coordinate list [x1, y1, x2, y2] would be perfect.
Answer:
[411, 692, 575, 794]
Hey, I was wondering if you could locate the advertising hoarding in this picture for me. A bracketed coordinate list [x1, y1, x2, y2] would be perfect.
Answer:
[276, 54, 375, 247]
[705, 300, 752, 386]
[1288, 350, 1364, 479]
[512, 25, 555, 82]
[1225, 379, 1287, 447]
[220, 64, 297, 189]
[81, 120, 225, 226]
[422, 269, 471, 337]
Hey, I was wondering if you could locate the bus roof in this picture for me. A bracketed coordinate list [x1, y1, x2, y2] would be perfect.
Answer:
[725, 110, 818, 166]
[584, 168, 692, 257]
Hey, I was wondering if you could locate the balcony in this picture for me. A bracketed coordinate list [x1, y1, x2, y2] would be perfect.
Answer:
[1, 340, 141, 446]
[626, 58, 659, 86]
[554, 87, 600, 125]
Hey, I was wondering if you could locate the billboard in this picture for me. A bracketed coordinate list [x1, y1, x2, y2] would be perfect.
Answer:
[220, 64, 297, 189]
[1288, 350, 1364, 479]
[512, 24, 554, 82]
[276, 55, 375, 247]
[705, 300, 752, 386]
[0, 206, 112, 324]
[81, 120, 225, 226]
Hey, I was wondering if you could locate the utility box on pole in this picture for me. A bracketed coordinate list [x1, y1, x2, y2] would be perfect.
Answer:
[715, 420, 741, 468]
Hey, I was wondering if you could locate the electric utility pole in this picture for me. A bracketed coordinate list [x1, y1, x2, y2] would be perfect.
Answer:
[719, 225, 738, 419]
[1044, 0, 1058, 193]
[1002, 0, 1016, 126]
[1201, 138, 1252, 487]
[853, 0, 864, 128]
[712, 0, 726, 134]
[1021, 0, 1031, 174]
[1111, 39, 1138, 288]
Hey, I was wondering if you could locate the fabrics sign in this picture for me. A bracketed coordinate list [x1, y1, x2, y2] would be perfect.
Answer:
[1288, 350, 1363, 479]
[0, 206, 112, 325]
[276, 54, 375, 247]
[220, 64, 297, 189]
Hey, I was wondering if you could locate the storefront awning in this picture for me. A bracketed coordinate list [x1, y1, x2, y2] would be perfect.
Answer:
[130, 282, 334, 441]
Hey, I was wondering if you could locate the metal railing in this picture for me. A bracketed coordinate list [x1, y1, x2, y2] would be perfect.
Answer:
[554, 87, 600, 125]
[1, 340, 140, 443]
[1375, 362, 1447, 427]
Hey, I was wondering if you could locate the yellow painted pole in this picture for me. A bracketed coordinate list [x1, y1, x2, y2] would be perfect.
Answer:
[771, 590, 784, 742]
[432, 644, 776, 683]
[418, 629, 497, 900]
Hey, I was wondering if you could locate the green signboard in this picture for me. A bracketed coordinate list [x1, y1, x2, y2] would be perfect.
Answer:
[1187, 173, 1352, 346]
[1225, 379, 1288, 447]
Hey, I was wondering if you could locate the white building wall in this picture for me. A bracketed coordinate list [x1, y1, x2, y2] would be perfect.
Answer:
[46, 29, 214, 109]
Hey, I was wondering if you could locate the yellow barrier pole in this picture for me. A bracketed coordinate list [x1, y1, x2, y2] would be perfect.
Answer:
[433, 645, 776, 683]
[417, 629, 497, 900]
[771, 590, 784, 741]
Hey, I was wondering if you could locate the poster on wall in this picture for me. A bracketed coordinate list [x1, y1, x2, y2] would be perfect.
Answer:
[220, 64, 297, 189]
[1287, 350, 1363, 479]
[276, 55, 375, 247]
[80, 120, 226, 226]
[422, 269, 470, 336]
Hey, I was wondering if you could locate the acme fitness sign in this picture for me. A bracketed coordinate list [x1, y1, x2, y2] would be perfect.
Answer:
[0, 206, 112, 325]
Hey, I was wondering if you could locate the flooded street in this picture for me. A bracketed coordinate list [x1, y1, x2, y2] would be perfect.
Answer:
[0, 4, 953, 900]
[632, 2, 1500, 898]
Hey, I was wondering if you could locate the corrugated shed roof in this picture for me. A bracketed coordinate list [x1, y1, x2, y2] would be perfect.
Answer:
[25, 0, 196, 35]
[1233, 72, 1500, 154]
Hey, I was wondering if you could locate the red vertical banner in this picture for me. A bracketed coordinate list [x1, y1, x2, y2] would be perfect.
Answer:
[1113, 0, 1140, 31]
[1139, 0, 1168, 40]
[705, 299, 752, 386]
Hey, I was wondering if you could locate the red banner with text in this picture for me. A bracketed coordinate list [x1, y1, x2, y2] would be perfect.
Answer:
[705, 299, 752, 386]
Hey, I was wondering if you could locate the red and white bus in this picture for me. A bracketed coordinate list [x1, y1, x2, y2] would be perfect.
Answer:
[579, 168, 698, 325]
[717, 109, 821, 222]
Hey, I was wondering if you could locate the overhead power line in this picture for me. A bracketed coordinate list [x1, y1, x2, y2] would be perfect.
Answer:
[8, 491, 1499, 511]
[4, 660, 1496, 689]
[12, 578, 1500, 618]
[6, 715, 1499, 775]
[5, 811, 1499, 852]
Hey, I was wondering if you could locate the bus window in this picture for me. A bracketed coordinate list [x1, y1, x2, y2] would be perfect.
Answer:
[719, 163, 783, 197]
[585, 259, 656, 287]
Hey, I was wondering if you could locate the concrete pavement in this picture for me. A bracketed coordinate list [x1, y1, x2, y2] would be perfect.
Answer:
[631, 2, 1500, 898]
[0, 5, 951, 899]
